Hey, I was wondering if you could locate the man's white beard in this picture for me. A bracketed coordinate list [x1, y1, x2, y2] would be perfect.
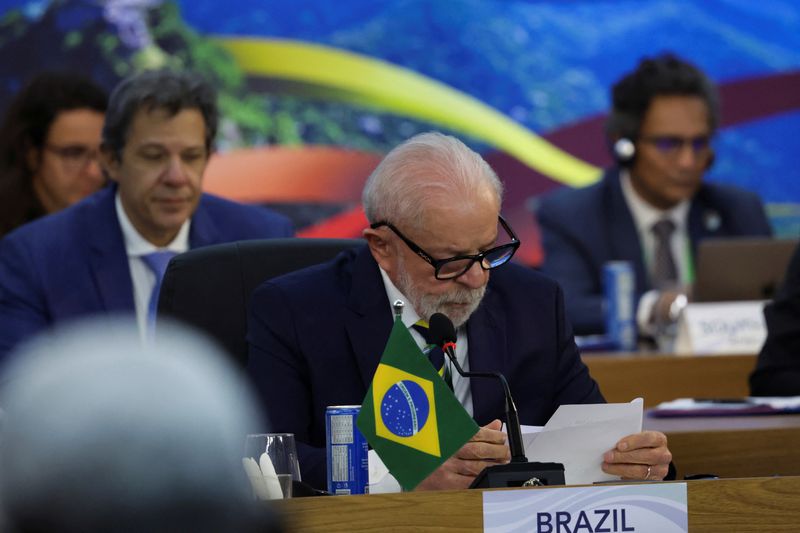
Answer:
[395, 255, 486, 328]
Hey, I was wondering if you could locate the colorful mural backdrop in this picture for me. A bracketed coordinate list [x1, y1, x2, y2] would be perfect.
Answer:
[2, 0, 799, 264]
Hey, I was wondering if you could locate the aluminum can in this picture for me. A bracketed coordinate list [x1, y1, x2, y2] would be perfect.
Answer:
[603, 261, 637, 351]
[325, 405, 369, 495]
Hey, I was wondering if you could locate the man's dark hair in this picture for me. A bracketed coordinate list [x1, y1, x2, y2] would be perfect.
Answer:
[102, 69, 218, 159]
[0, 71, 108, 236]
[606, 53, 720, 141]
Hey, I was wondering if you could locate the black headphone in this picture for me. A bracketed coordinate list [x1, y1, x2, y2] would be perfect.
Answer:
[612, 137, 715, 170]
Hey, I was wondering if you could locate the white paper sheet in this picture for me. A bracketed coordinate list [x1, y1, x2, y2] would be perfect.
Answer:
[522, 398, 643, 485]
[368, 399, 644, 491]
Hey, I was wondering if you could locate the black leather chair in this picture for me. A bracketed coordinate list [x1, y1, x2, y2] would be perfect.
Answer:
[157, 238, 363, 367]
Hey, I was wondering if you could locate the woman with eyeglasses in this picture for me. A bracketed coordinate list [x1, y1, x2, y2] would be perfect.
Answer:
[0, 71, 108, 237]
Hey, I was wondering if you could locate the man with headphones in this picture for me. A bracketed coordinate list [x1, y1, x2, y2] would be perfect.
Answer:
[535, 53, 771, 339]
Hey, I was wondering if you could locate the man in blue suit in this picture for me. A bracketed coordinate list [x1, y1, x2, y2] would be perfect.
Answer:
[536, 54, 771, 337]
[247, 132, 672, 491]
[0, 70, 293, 360]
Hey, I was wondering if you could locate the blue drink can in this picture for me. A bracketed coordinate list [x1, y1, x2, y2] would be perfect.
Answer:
[325, 405, 369, 495]
[603, 261, 637, 351]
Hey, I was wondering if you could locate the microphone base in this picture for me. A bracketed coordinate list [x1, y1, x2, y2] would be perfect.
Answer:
[469, 462, 565, 489]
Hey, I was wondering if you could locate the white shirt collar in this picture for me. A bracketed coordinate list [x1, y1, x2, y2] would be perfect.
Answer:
[378, 267, 422, 329]
[377, 265, 473, 415]
[115, 192, 191, 256]
[620, 169, 690, 233]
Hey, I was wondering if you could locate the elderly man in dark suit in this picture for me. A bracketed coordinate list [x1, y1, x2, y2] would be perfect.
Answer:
[536, 54, 771, 337]
[247, 132, 672, 491]
[0, 70, 293, 360]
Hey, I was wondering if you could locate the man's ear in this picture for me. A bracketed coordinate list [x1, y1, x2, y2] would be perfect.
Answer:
[363, 227, 394, 272]
[99, 145, 119, 183]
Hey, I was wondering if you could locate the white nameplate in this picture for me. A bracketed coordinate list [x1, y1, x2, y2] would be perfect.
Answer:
[483, 483, 688, 532]
[673, 301, 766, 355]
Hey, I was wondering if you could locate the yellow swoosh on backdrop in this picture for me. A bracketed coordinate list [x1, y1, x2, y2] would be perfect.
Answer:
[214, 37, 602, 187]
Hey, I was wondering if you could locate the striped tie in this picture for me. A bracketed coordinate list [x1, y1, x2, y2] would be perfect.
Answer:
[651, 218, 678, 289]
[411, 320, 454, 390]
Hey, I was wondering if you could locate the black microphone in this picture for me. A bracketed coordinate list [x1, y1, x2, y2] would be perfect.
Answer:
[427, 313, 565, 488]
[428, 313, 527, 463]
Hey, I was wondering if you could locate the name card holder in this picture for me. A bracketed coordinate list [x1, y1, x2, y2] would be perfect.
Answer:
[673, 301, 766, 355]
[483, 482, 688, 533]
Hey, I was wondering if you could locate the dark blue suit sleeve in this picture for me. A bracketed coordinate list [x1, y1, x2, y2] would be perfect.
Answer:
[0, 234, 50, 361]
[550, 282, 605, 407]
[536, 200, 606, 335]
[273, 212, 295, 238]
[730, 188, 772, 236]
[751, 243, 800, 395]
[246, 280, 328, 489]
[492, 265, 604, 426]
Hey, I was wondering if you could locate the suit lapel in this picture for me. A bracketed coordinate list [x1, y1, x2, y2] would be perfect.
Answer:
[466, 285, 507, 425]
[187, 195, 222, 248]
[87, 187, 135, 312]
[605, 169, 649, 293]
[688, 186, 723, 257]
[343, 248, 394, 389]
[342, 249, 511, 422]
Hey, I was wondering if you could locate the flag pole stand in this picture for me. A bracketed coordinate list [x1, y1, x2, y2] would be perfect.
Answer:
[469, 461, 565, 489]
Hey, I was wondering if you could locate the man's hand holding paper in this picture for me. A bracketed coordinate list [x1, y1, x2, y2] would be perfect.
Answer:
[417, 419, 510, 491]
[602, 430, 672, 481]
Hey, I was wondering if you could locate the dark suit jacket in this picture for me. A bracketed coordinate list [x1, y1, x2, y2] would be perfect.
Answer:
[246, 245, 604, 490]
[751, 243, 800, 396]
[535, 168, 772, 335]
[0, 185, 293, 360]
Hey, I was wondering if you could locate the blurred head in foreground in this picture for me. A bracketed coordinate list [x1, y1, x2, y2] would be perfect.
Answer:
[0, 318, 281, 533]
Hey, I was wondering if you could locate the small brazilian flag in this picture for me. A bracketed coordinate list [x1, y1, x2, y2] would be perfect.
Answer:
[356, 317, 479, 490]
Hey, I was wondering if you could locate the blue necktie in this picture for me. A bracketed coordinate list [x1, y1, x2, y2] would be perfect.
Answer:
[140, 251, 177, 338]
[412, 320, 454, 390]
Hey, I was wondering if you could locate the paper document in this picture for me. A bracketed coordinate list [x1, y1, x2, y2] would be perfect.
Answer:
[370, 399, 644, 491]
[522, 398, 643, 485]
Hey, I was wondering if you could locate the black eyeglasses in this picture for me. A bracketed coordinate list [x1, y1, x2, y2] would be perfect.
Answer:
[370, 215, 520, 280]
[639, 135, 712, 157]
[45, 144, 101, 171]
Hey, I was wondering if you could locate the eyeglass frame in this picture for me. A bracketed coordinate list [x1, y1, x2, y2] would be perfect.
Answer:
[638, 134, 712, 157]
[369, 215, 520, 280]
[43, 143, 101, 171]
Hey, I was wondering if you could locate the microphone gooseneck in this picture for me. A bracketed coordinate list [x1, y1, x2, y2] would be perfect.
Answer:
[427, 313, 528, 463]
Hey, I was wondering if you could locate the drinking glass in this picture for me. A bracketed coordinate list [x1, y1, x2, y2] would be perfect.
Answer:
[244, 433, 301, 499]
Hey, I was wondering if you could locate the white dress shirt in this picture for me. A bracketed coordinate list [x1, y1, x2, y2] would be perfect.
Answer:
[619, 171, 690, 330]
[370, 267, 476, 493]
[115, 193, 190, 338]
[378, 268, 474, 416]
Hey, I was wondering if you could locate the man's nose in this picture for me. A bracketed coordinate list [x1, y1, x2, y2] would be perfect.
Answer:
[162, 156, 190, 185]
[83, 158, 103, 183]
[676, 143, 700, 169]
[456, 260, 489, 289]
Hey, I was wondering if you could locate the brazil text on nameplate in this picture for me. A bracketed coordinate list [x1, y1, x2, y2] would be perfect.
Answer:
[483, 482, 688, 533]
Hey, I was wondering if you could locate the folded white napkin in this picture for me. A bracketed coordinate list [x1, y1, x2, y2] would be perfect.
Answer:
[242, 453, 285, 499]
